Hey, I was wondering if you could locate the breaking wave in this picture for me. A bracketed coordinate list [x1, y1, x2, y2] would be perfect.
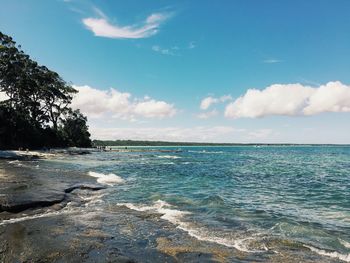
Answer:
[304, 245, 350, 262]
[157, 155, 181, 159]
[117, 200, 266, 253]
[88, 171, 125, 186]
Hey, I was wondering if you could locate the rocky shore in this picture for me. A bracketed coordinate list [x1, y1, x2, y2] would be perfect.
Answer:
[0, 159, 226, 262]
[0, 155, 342, 263]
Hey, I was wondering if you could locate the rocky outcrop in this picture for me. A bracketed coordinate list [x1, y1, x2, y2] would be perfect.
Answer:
[0, 191, 66, 213]
[0, 184, 105, 213]
[64, 184, 106, 193]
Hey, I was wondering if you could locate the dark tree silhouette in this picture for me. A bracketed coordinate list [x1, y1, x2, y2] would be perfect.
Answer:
[0, 32, 91, 149]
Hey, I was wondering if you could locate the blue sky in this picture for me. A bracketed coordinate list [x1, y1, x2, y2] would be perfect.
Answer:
[1, 0, 350, 143]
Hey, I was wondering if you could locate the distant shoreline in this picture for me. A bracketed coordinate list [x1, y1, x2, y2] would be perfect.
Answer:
[93, 140, 350, 147]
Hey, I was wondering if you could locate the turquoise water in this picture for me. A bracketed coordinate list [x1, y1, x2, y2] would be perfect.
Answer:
[42, 146, 350, 261]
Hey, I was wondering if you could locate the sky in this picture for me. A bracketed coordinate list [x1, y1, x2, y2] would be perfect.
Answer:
[1, 0, 350, 143]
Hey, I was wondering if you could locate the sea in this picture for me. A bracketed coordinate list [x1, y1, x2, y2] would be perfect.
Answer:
[1, 146, 350, 262]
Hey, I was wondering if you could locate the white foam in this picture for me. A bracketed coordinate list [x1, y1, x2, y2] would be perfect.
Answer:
[8, 160, 23, 166]
[119, 200, 190, 227]
[0, 191, 106, 226]
[188, 150, 224, 154]
[0, 202, 75, 226]
[162, 162, 175, 165]
[88, 171, 125, 186]
[340, 239, 350, 249]
[117, 200, 265, 253]
[157, 155, 181, 159]
[304, 245, 350, 262]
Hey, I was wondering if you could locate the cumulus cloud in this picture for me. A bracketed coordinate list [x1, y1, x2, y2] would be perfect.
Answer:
[200, 97, 218, 110]
[225, 81, 350, 119]
[71, 85, 176, 120]
[82, 10, 169, 39]
[303, 82, 350, 115]
[89, 126, 241, 142]
[133, 100, 176, 118]
[200, 95, 232, 110]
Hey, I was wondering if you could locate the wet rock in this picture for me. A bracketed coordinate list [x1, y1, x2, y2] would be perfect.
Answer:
[67, 150, 91, 155]
[64, 184, 106, 193]
[0, 191, 66, 213]
[0, 152, 40, 161]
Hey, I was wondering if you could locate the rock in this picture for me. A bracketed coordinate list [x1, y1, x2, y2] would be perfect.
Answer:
[0, 183, 106, 213]
[64, 184, 106, 193]
[67, 150, 91, 155]
[0, 191, 66, 213]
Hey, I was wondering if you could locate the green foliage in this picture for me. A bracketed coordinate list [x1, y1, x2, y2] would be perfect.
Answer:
[92, 140, 245, 146]
[92, 140, 323, 147]
[0, 32, 91, 149]
[60, 110, 91, 147]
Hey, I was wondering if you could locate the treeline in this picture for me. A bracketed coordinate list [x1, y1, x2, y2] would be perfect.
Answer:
[0, 32, 91, 149]
[93, 140, 256, 146]
[92, 140, 346, 147]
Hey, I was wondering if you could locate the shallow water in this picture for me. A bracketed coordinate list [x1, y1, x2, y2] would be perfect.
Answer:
[2, 146, 350, 262]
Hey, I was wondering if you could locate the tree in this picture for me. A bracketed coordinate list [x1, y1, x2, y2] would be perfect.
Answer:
[0, 31, 91, 149]
[61, 110, 92, 147]
[0, 32, 77, 129]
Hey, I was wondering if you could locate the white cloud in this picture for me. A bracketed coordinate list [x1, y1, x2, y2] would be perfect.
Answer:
[247, 129, 275, 139]
[200, 97, 218, 110]
[263, 59, 281, 64]
[90, 126, 241, 142]
[303, 81, 350, 115]
[82, 10, 169, 39]
[92, 6, 108, 19]
[188, 41, 196, 49]
[196, 109, 218, 119]
[152, 45, 176, 56]
[200, 95, 232, 110]
[71, 85, 176, 120]
[133, 100, 176, 118]
[152, 42, 196, 56]
[225, 81, 350, 119]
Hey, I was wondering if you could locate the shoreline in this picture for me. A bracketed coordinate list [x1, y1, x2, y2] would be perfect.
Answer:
[0, 149, 349, 262]
[0, 148, 92, 161]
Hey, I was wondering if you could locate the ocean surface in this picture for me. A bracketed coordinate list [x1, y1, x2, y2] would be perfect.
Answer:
[2, 146, 350, 262]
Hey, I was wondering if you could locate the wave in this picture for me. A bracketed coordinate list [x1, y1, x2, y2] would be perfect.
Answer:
[88, 171, 125, 186]
[340, 239, 350, 249]
[162, 162, 175, 165]
[0, 202, 76, 226]
[188, 150, 224, 154]
[7, 160, 23, 166]
[117, 200, 266, 253]
[157, 155, 181, 159]
[0, 191, 106, 226]
[200, 195, 225, 206]
[304, 245, 350, 262]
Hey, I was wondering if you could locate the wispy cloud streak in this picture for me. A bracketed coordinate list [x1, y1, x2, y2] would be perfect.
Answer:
[82, 9, 170, 39]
